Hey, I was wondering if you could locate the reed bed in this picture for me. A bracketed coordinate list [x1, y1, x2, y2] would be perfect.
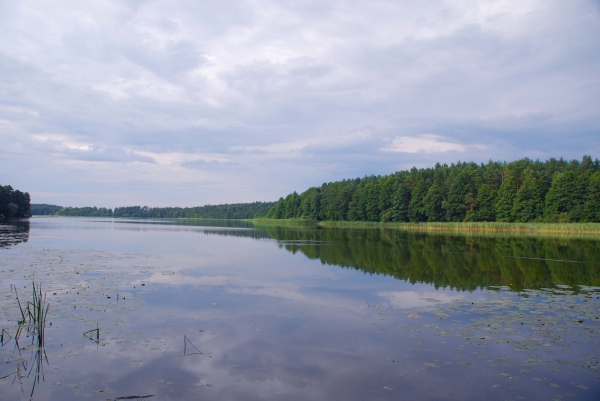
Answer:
[0, 281, 50, 398]
[253, 218, 600, 235]
[319, 221, 600, 233]
[251, 218, 314, 225]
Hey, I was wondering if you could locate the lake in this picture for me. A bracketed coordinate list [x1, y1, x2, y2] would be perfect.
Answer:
[1, 217, 599, 400]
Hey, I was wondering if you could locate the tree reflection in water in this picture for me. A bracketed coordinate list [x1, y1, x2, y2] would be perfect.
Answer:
[0, 219, 30, 248]
[216, 224, 600, 291]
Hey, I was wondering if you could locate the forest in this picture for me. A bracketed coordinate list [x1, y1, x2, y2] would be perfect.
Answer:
[0, 184, 31, 218]
[266, 156, 600, 223]
[31, 202, 275, 219]
[33, 205, 113, 217]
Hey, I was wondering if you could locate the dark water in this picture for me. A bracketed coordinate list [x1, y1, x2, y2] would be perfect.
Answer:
[0, 218, 599, 400]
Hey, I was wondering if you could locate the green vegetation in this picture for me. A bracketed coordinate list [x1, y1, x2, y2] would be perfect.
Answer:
[258, 225, 600, 291]
[252, 217, 314, 225]
[28, 204, 62, 215]
[0, 185, 31, 218]
[31, 202, 275, 219]
[266, 156, 600, 223]
[3, 281, 49, 399]
[310, 221, 600, 233]
[44, 206, 113, 217]
[112, 203, 274, 218]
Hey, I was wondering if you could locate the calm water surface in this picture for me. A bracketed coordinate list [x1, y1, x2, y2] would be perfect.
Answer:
[0, 217, 599, 400]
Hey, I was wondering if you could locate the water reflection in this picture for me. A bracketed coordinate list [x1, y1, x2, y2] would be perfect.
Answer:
[4, 218, 600, 290]
[0, 219, 30, 248]
[206, 225, 600, 291]
[1, 283, 50, 400]
[0, 218, 598, 400]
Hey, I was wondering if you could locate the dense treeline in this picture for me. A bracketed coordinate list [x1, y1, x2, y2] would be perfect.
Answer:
[31, 204, 113, 217]
[30, 204, 63, 215]
[31, 202, 275, 219]
[266, 156, 600, 223]
[0, 185, 31, 218]
[54, 206, 113, 217]
[112, 203, 274, 218]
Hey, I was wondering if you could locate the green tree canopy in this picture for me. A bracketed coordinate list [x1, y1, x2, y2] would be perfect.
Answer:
[495, 178, 517, 222]
[1, 185, 31, 218]
[266, 156, 599, 223]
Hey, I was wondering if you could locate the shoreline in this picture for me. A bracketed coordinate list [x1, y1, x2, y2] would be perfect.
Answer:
[21, 216, 600, 235]
[251, 218, 600, 234]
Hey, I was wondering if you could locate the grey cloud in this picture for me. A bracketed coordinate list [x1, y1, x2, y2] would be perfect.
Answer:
[0, 0, 598, 206]
[153, 18, 179, 34]
[223, 58, 333, 98]
[61, 24, 208, 82]
[181, 159, 239, 170]
[122, 39, 209, 78]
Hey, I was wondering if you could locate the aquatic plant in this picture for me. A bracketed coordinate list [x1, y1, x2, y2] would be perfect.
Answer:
[0, 281, 50, 399]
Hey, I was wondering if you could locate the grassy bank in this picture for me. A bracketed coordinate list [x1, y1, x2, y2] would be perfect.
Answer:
[251, 218, 600, 234]
[250, 218, 315, 225]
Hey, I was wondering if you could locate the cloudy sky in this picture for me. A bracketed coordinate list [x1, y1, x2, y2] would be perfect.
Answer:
[1, 0, 599, 207]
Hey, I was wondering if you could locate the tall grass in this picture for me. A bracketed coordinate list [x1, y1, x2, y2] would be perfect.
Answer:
[252, 218, 600, 234]
[319, 221, 600, 233]
[1, 281, 50, 399]
[251, 217, 315, 225]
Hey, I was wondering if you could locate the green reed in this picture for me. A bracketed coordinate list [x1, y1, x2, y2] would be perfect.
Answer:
[2, 281, 50, 399]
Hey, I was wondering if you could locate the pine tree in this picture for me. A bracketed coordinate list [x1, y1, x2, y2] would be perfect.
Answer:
[423, 182, 445, 222]
[391, 184, 409, 222]
[583, 172, 600, 222]
[357, 183, 378, 221]
[545, 171, 588, 221]
[408, 180, 428, 222]
[495, 178, 517, 222]
[463, 193, 477, 221]
[281, 192, 297, 218]
[378, 177, 396, 216]
[299, 188, 321, 220]
[347, 187, 365, 221]
[446, 173, 472, 221]
[513, 171, 547, 222]
[266, 198, 285, 218]
[474, 184, 496, 221]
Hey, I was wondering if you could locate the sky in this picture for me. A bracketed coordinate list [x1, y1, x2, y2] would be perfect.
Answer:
[1, 0, 599, 207]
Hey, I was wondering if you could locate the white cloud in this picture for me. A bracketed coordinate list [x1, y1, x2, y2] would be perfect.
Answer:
[378, 290, 472, 309]
[382, 134, 473, 153]
[31, 134, 156, 163]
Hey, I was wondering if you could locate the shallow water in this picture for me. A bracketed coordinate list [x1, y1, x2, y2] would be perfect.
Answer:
[0, 217, 599, 400]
